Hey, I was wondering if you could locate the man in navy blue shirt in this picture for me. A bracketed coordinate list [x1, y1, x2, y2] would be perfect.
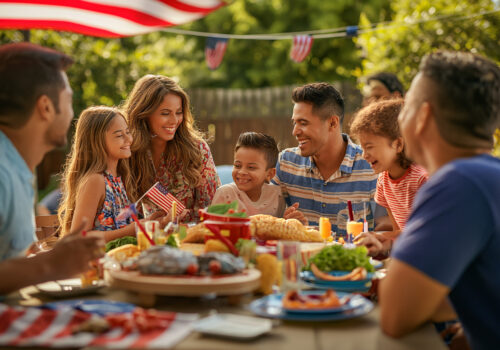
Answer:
[379, 51, 500, 350]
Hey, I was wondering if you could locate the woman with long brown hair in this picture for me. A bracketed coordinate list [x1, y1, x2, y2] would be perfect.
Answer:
[123, 75, 220, 222]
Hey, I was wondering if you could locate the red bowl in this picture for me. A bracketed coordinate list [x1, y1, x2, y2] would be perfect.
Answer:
[198, 208, 250, 223]
[202, 219, 252, 245]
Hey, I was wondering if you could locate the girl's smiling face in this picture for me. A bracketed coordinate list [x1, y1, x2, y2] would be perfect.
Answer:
[359, 132, 404, 175]
[232, 147, 275, 201]
[105, 114, 132, 161]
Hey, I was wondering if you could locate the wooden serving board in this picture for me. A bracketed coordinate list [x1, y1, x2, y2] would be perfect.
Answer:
[106, 269, 261, 297]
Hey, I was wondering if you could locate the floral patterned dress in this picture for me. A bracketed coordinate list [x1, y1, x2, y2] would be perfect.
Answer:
[94, 171, 133, 231]
[150, 140, 220, 222]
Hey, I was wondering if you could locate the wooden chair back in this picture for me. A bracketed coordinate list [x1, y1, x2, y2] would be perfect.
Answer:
[35, 214, 60, 240]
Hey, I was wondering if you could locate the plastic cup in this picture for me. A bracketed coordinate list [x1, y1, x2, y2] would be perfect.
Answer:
[347, 221, 364, 238]
[277, 241, 301, 293]
[319, 217, 331, 240]
[136, 221, 154, 251]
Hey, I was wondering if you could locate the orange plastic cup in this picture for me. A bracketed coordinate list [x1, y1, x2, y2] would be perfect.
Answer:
[346, 221, 363, 238]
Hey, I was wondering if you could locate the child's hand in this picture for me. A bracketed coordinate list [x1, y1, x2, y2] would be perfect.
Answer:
[354, 232, 391, 257]
[283, 202, 308, 225]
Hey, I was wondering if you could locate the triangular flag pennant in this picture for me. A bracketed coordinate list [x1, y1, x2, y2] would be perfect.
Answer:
[205, 37, 228, 70]
[290, 35, 314, 63]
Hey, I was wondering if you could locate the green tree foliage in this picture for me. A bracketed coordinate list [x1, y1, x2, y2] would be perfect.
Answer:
[0, 30, 197, 116]
[0, 0, 392, 116]
[355, 0, 500, 154]
[185, 0, 392, 88]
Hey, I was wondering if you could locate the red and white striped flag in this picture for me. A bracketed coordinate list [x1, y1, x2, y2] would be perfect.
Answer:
[205, 37, 228, 70]
[145, 182, 185, 216]
[290, 35, 313, 63]
[0, 303, 198, 348]
[0, 0, 225, 38]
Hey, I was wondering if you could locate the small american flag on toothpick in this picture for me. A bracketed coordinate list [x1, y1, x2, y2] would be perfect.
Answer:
[146, 182, 185, 216]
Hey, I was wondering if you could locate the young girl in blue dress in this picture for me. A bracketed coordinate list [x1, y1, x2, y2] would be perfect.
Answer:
[59, 106, 160, 242]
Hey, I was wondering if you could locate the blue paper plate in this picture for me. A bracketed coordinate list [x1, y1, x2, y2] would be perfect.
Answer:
[370, 258, 383, 269]
[248, 291, 373, 321]
[300, 271, 373, 293]
[43, 299, 136, 316]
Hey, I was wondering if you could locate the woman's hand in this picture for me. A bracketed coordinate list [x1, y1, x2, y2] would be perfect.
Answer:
[283, 202, 308, 225]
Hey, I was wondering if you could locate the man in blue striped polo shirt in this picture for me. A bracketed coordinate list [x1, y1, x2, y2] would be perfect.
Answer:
[273, 82, 388, 238]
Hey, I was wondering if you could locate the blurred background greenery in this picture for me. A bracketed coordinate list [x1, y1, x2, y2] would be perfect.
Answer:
[0, 0, 499, 195]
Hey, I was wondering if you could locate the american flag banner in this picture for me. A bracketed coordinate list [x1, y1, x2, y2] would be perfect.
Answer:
[0, 303, 198, 349]
[0, 0, 225, 38]
[290, 35, 313, 63]
[145, 182, 185, 216]
[205, 37, 228, 70]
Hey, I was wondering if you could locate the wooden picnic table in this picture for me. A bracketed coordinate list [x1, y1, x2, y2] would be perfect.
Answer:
[4, 283, 446, 350]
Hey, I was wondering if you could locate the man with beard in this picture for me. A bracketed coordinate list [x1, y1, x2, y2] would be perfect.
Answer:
[0, 43, 104, 294]
[380, 51, 500, 350]
[273, 82, 389, 236]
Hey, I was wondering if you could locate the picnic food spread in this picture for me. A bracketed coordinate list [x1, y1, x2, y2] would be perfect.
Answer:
[250, 215, 323, 242]
[310, 264, 368, 281]
[136, 246, 245, 276]
[305, 245, 375, 273]
[282, 289, 341, 310]
[183, 213, 322, 243]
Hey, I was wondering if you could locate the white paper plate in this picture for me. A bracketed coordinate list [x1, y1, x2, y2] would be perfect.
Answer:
[194, 313, 272, 339]
[36, 278, 105, 298]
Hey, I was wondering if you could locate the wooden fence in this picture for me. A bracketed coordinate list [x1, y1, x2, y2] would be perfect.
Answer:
[37, 83, 362, 189]
[189, 83, 362, 165]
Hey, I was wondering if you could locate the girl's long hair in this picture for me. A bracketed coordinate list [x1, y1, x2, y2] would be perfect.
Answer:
[58, 106, 134, 235]
[122, 75, 204, 200]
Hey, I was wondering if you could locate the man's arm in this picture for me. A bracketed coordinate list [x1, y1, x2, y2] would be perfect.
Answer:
[379, 258, 455, 337]
[0, 232, 104, 295]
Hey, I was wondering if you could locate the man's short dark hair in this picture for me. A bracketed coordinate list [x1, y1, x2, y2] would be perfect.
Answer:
[419, 51, 500, 148]
[0, 42, 73, 129]
[292, 82, 345, 124]
[235, 132, 279, 169]
[367, 72, 405, 96]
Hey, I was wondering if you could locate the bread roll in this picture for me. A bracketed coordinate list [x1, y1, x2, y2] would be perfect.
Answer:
[250, 215, 322, 242]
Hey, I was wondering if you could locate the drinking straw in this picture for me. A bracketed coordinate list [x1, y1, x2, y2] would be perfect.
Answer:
[363, 202, 368, 232]
[131, 213, 155, 246]
[204, 223, 239, 256]
[172, 201, 177, 223]
[347, 200, 354, 221]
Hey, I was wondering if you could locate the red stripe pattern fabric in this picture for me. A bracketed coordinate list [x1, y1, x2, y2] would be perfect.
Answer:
[146, 182, 185, 216]
[0, 0, 224, 37]
[0, 304, 198, 348]
[290, 35, 313, 63]
[374, 164, 428, 230]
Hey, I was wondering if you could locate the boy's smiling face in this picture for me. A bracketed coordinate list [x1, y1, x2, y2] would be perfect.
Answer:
[232, 147, 275, 201]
